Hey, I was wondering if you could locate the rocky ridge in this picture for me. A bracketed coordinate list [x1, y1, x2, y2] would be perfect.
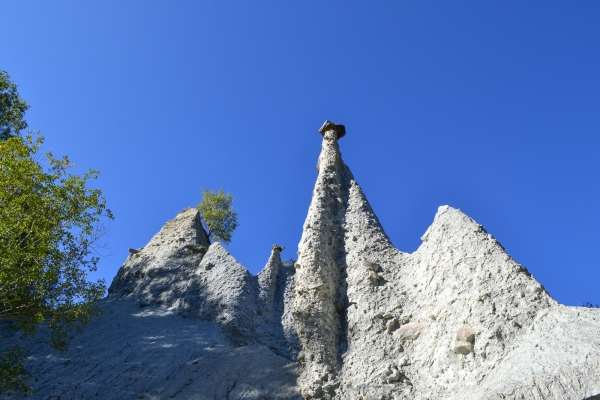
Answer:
[108, 208, 298, 355]
[2, 209, 301, 399]
[1, 121, 599, 399]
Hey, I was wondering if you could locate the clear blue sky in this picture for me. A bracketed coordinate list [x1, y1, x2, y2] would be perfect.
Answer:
[1, 2, 599, 306]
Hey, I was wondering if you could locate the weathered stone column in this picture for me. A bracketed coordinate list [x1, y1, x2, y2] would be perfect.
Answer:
[294, 121, 348, 399]
[258, 245, 285, 315]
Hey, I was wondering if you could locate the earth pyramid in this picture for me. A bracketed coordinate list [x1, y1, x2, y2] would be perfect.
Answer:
[293, 121, 600, 399]
[1, 121, 599, 400]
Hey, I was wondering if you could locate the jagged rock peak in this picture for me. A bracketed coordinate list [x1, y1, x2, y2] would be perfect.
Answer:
[107, 209, 299, 353]
[295, 121, 399, 399]
[3, 208, 302, 399]
[319, 120, 346, 140]
[294, 123, 600, 400]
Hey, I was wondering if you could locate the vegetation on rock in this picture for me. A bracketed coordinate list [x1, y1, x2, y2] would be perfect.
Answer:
[197, 188, 238, 246]
[0, 71, 112, 394]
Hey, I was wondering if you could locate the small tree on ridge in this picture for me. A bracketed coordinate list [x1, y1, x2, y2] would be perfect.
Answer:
[197, 188, 238, 246]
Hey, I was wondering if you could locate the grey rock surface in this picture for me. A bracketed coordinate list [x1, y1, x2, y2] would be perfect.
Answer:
[108, 208, 298, 354]
[2, 208, 300, 399]
[1, 299, 299, 399]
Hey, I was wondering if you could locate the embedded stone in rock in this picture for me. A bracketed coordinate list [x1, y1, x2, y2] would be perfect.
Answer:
[318, 120, 346, 140]
[388, 369, 402, 383]
[454, 327, 477, 355]
[386, 318, 399, 333]
[453, 340, 474, 355]
[362, 260, 380, 272]
[184, 244, 206, 254]
[368, 270, 380, 285]
[393, 322, 427, 342]
[456, 327, 477, 343]
[528, 284, 545, 294]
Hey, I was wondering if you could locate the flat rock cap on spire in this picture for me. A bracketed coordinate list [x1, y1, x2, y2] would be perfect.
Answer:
[319, 120, 346, 140]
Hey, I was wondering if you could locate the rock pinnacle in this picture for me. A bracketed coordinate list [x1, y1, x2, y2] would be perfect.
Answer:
[319, 120, 346, 140]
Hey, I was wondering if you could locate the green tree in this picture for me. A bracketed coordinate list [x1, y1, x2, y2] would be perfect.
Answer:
[0, 108, 112, 391]
[197, 188, 238, 245]
[0, 71, 29, 140]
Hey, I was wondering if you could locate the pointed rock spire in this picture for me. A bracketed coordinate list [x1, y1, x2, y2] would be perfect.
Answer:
[294, 121, 396, 398]
[294, 121, 351, 398]
[108, 208, 209, 301]
[258, 245, 285, 315]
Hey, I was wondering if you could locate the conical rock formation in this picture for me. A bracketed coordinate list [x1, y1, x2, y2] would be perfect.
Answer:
[293, 121, 600, 400]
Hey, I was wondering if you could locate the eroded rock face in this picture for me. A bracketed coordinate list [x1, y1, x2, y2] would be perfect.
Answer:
[1, 298, 301, 400]
[293, 121, 600, 400]
[109, 208, 210, 308]
[108, 209, 298, 353]
[3, 208, 301, 399]
[294, 122, 353, 398]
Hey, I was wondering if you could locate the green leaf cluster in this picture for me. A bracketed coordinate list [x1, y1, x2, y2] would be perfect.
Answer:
[0, 71, 29, 140]
[0, 346, 32, 394]
[0, 133, 113, 393]
[197, 188, 238, 246]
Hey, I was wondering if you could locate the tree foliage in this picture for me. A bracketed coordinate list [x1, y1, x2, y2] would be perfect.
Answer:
[197, 188, 238, 245]
[0, 346, 32, 394]
[0, 133, 113, 393]
[0, 71, 29, 140]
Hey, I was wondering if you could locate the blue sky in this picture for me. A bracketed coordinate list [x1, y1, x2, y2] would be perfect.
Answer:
[1, 1, 599, 306]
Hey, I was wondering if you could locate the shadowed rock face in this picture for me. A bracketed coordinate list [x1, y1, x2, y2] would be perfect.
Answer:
[2, 209, 301, 399]
[108, 208, 298, 354]
[2, 122, 600, 400]
[1, 299, 300, 400]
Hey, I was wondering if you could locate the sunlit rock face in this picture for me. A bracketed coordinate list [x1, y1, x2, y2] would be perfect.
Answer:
[2, 121, 600, 400]
[293, 121, 600, 400]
